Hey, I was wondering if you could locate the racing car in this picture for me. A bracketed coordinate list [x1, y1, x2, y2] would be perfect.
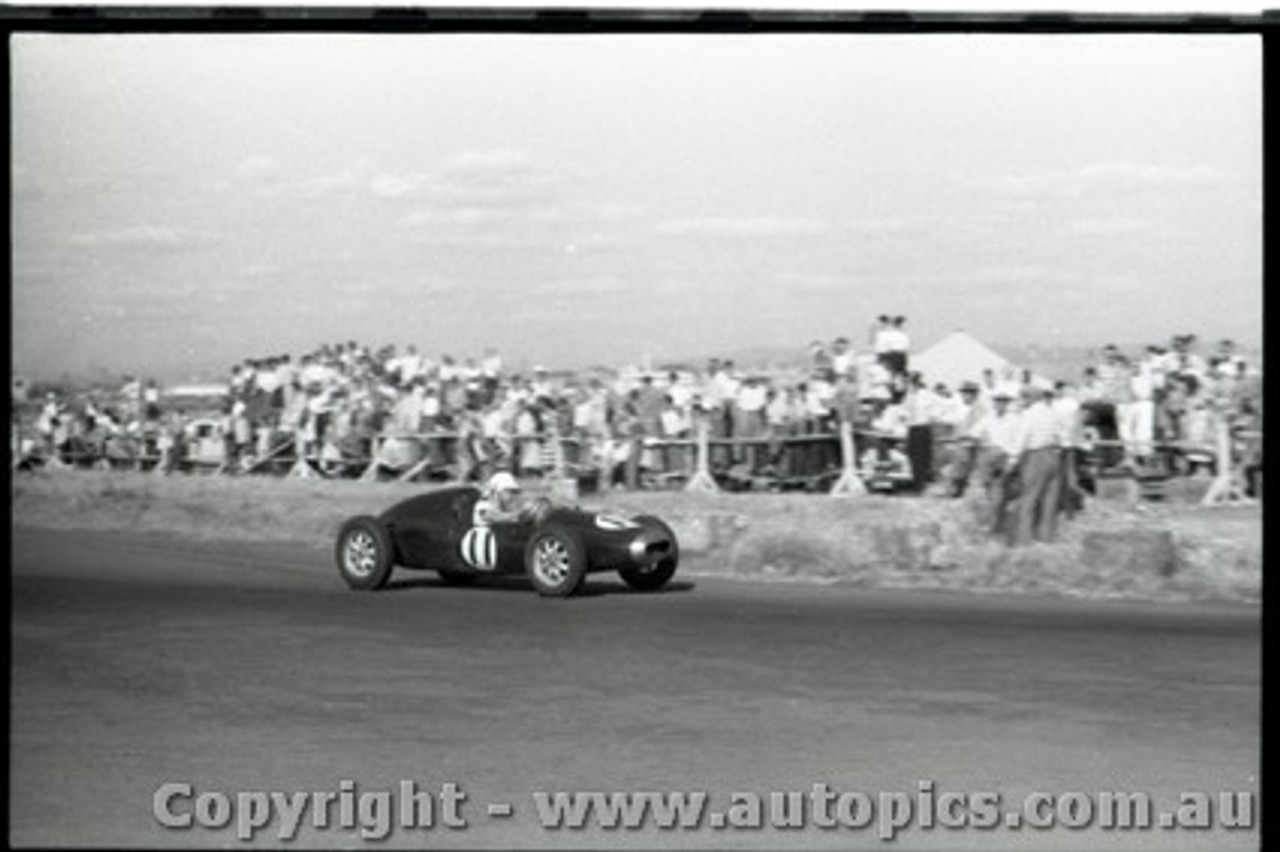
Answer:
[334, 485, 679, 597]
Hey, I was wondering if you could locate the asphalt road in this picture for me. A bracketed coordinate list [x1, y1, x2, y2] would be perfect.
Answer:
[10, 527, 1260, 849]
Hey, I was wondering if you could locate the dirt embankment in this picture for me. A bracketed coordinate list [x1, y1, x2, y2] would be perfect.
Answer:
[11, 471, 1260, 604]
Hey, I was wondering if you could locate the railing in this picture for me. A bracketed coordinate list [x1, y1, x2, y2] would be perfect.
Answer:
[10, 417, 1261, 504]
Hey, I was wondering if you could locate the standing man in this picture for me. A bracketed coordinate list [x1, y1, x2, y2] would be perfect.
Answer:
[1052, 381, 1085, 518]
[946, 381, 984, 497]
[1009, 387, 1066, 546]
[878, 316, 911, 380]
[1127, 354, 1157, 466]
[830, 337, 855, 380]
[971, 388, 1022, 533]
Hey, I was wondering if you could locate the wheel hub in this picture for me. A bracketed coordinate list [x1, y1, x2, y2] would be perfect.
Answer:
[344, 531, 377, 577]
[534, 538, 570, 585]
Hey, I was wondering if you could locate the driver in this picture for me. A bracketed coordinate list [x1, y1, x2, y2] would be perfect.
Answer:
[473, 471, 526, 525]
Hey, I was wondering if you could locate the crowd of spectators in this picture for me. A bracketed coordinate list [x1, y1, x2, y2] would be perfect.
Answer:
[13, 329, 1261, 515]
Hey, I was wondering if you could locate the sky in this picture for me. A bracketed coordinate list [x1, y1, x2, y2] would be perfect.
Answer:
[11, 31, 1262, 382]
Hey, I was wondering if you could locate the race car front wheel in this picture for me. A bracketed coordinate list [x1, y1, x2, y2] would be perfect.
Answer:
[336, 516, 395, 590]
[525, 525, 587, 597]
[619, 516, 679, 592]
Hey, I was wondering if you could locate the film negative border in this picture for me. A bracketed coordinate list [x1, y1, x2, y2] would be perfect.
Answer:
[0, 7, 1275, 34]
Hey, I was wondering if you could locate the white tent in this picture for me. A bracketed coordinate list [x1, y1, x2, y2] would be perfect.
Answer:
[912, 330, 1033, 391]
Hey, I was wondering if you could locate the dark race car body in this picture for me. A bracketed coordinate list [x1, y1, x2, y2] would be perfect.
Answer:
[335, 485, 679, 597]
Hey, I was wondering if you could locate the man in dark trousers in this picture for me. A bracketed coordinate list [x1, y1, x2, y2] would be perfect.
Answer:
[1009, 386, 1066, 546]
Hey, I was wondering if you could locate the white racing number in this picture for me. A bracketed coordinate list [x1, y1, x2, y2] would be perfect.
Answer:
[460, 526, 498, 571]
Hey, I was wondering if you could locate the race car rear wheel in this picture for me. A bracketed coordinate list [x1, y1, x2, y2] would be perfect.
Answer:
[619, 516, 679, 592]
[525, 524, 587, 597]
[336, 516, 395, 590]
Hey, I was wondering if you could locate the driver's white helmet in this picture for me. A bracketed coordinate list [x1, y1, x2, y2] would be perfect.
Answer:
[487, 472, 521, 493]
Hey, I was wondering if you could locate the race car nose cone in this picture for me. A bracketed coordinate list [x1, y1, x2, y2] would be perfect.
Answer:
[630, 536, 673, 562]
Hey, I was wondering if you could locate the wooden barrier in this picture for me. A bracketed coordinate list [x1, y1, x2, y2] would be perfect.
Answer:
[15, 413, 1263, 508]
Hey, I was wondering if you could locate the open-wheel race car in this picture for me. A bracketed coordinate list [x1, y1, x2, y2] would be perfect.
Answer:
[335, 485, 679, 597]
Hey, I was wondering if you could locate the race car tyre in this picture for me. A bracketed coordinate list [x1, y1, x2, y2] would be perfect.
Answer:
[525, 524, 588, 597]
[436, 567, 478, 586]
[335, 515, 396, 591]
[619, 516, 680, 592]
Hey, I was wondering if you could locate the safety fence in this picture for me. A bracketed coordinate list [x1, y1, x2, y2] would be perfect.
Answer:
[10, 416, 1261, 507]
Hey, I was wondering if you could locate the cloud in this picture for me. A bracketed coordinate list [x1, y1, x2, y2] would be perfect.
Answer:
[234, 156, 281, 179]
[67, 225, 218, 250]
[1068, 217, 1152, 236]
[297, 149, 550, 207]
[526, 276, 628, 297]
[397, 207, 511, 229]
[843, 217, 916, 234]
[901, 265, 1080, 290]
[298, 159, 380, 197]
[652, 216, 832, 239]
[983, 161, 1226, 198]
[236, 262, 279, 278]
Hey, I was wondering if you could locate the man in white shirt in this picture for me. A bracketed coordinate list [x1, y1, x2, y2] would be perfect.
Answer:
[660, 394, 692, 473]
[530, 366, 554, 401]
[970, 389, 1022, 532]
[734, 376, 769, 471]
[481, 347, 503, 380]
[944, 382, 983, 496]
[830, 337, 855, 379]
[1168, 334, 1207, 385]
[1213, 339, 1247, 378]
[256, 361, 282, 397]
[1126, 358, 1156, 464]
[399, 345, 424, 385]
[667, 372, 695, 410]
[1009, 387, 1067, 546]
[390, 383, 426, 436]
[765, 386, 797, 436]
[859, 397, 911, 480]
[1052, 381, 1085, 518]
[877, 316, 911, 378]
[871, 315, 893, 354]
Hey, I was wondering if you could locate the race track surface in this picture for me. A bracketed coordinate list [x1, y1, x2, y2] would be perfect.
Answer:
[10, 527, 1260, 849]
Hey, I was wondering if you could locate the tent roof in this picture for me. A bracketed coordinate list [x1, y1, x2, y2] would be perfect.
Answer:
[913, 330, 1017, 390]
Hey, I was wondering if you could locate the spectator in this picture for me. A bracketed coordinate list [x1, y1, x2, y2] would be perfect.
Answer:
[734, 376, 768, 469]
[879, 316, 911, 377]
[830, 337, 855, 380]
[1009, 387, 1066, 546]
[970, 388, 1021, 533]
[765, 385, 798, 437]
[1126, 355, 1157, 464]
[660, 394, 692, 474]
[1214, 339, 1246, 378]
[870, 315, 892, 353]
[945, 381, 984, 497]
[1052, 381, 1086, 517]
[635, 375, 665, 438]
